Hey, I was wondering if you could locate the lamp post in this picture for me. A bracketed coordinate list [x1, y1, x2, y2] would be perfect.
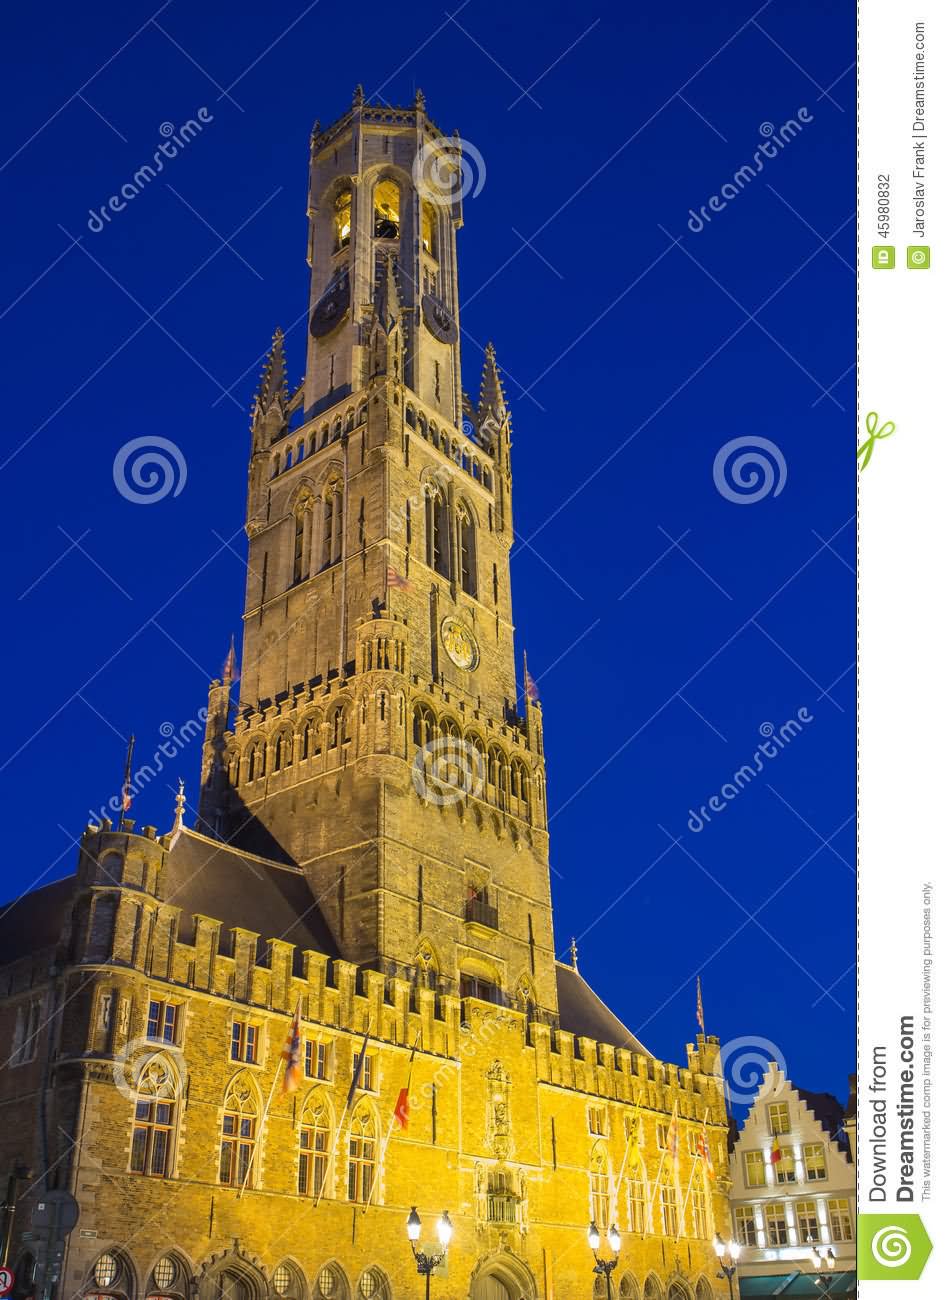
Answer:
[808, 1241, 837, 1293]
[587, 1221, 621, 1300]
[713, 1234, 741, 1300]
[406, 1207, 453, 1300]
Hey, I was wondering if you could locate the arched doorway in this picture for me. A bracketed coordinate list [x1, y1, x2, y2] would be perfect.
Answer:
[470, 1252, 536, 1300]
[474, 1280, 512, 1300]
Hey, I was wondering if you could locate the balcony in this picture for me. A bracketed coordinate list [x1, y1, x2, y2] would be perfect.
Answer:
[464, 897, 498, 930]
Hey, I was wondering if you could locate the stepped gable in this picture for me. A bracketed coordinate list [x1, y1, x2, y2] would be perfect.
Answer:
[160, 826, 339, 958]
[555, 960, 652, 1056]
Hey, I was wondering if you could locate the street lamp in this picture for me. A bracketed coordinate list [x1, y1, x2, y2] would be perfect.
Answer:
[587, 1221, 621, 1299]
[714, 1234, 741, 1300]
[808, 1240, 837, 1292]
[406, 1207, 453, 1299]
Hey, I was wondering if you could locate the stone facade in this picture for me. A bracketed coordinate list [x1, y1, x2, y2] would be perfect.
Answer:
[1, 89, 732, 1300]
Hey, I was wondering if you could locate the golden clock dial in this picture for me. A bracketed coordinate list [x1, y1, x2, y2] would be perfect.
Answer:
[441, 617, 479, 670]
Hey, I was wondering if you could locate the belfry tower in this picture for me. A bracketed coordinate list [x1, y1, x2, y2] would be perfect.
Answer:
[200, 88, 556, 1014]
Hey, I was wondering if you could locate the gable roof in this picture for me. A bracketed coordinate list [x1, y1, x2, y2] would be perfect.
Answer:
[555, 961, 652, 1056]
[160, 828, 339, 959]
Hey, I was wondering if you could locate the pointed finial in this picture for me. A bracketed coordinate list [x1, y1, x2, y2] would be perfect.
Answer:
[172, 779, 186, 833]
[254, 328, 288, 419]
[414, 87, 426, 110]
[569, 937, 578, 970]
[353, 84, 365, 108]
[478, 341, 508, 429]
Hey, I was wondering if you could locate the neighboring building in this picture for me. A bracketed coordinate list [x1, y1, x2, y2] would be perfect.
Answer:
[0, 90, 732, 1300]
[728, 1066, 855, 1299]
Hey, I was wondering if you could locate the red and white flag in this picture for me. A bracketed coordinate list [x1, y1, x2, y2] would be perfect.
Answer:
[524, 668, 540, 702]
[387, 565, 411, 592]
[696, 1124, 716, 1181]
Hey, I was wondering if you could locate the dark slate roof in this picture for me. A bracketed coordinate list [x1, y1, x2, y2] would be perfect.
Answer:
[796, 1086, 849, 1151]
[0, 875, 75, 963]
[555, 961, 652, 1056]
[160, 828, 339, 959]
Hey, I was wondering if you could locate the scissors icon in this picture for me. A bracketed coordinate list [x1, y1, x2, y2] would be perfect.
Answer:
[857, 412, 895, 471]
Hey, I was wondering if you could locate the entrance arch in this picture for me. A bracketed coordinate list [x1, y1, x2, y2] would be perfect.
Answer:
[470, 1250, 537, 1300]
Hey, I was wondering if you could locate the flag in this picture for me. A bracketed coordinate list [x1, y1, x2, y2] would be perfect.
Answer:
[524, 668, 540, 702]
[223, 636, 240, 683]
[696, 976, 705, 1033]
[393, 1041, 418, 1131]
[696, 1125, 716, 1181]
[667, 1107, 679, 1172]
[770, 1136, 783, 1164]
[627, 1112, 644, 1168]
[387, 565, 411, 591]
[280, 999, 303, 1094]
[344, 1030, 371, 1117]
[121, 735, 135, 812]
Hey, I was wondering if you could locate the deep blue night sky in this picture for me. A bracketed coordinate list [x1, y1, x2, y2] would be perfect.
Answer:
[1, 1, 854, 1108]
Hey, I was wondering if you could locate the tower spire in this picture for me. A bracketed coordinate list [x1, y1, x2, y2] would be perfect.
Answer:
[255, 328, 288, 418]
[478, 341, 508, 428]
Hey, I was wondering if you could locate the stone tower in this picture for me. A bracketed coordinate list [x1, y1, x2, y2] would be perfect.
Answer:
[199, 89, 556, 1013]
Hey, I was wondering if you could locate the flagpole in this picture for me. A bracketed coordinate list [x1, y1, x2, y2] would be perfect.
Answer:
[120, 734, 135, 826]
[237, 1049, 283, 1200]
[316, 1027, 370, 1210]
[361, 1031, 421, 1214]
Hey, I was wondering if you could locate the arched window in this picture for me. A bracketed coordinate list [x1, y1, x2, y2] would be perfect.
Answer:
[457, 505, 477, 597]
[619, 1277, 641, 1300]
[219, 1077, 259, 1187]
[643, 1277, 663, 1300]
[695, 1280, 713, 1300]
[418, 414, 427, 439]
[314, 1266, 346, 1300]
[373, 179, 400, 239]
[590, 1144, 610, 1229]
[628, 1169, 647, 1233]
[691, 1175, 710, 1237]
[357, 402, 368, 425]
[86, 1251, 132, 1300]
[334, 188, 352, 251]
[292, 508, 308, 584]
[148, 1253, 187, 1300]
[130, 1056, 179, 1177]
[415, 945, 437, 990]
[348, 1109, 377, 1203]
[247, 743, 265, 782]
[320, 424, 330, 448]
[357, 1270, 387, 1300]
[659, 1172, 679, 1235]
[421, 202, 437, 256]
[329, 707, 347, 749]
[426, 488, 449, 578]
[273, 731, 292, 772]
[322, 487, 342, 567]
[405, 406, 416, 428]
[412, 705, 436, 748]
[668, 1285, 691, 1300]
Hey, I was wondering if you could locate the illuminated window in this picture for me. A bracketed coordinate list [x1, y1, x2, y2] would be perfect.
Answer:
[348, 1110, 377, 1203]
[93, 1256, 119, 1289]
[305, 1040, 330, 1080]
[374, 179, 400, 239]
[486, 1168, 518, 1223]
[768, 1102, 791, 1135]
[152, 1257, 178, 1292]
[421, 201, 437, 256]
[744, 1149, 766, 1187]
[692, 1180, 709, 1237]
[590, 1147, 610, 1228]
[272, 1267, 291, 1297]
[795, 1199, 820, 1244]
[828, 1198, 853, 1241]
[734, 1206, 757, 1246]
[659, 1175, 678, 1236]
[317, 1270, 339, 1300]
[588, 1106, 607, 1136]
[298, 1106, 329, 1197]
[775, 1144, 797, 1184]
[764, 1203, 788, 1246]
[628, 1175, 646, 1233]
[334, 189, 352, 250]
[803, 1143, 827, 1180]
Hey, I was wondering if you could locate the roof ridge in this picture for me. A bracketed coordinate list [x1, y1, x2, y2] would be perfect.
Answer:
[175, 826, 306, 875]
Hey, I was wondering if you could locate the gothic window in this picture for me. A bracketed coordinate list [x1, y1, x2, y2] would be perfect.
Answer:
[628, 1172, 647, 1233]
[347, 1109, 377, 1203]
[421, 201, 437, 256]
[329, 707, 348, 749]
[459, 972, 499, 1003]
[692, 1176, 709, 1237]
[87, 1251, 132, 1300]
[619, 1279, 640, 1300]
[483, 467, 492, 491]
[322, 488, 342, 567]
[486, 746, 508, 806]
[273, 731, 292, 772]
[334, 188, 352, 250]
[373, 179, 400, 239]
[247, 743, 265, 782]
[10, 999, 42, 1066]
[486, 1168, 518, 1224]
[227, 750, 240, 785]
[590, 1145, 610, 1228]
[457, 505, 477, 597]
[345, 409, 355, 432]
[219, 1077, 259, 1187]
[296, 441, 305, 463]
[130, 1057, 179, 1177]
[149, 1253, 185, 1298]
[412, 704, 436, 748]
[271, 455, 280, 479]
[315, 1268, 345, 1300]
[320, 424, 330, 448]
[659, 1173, 679, 1236]
[292, 509, 308, 584]
[418, 414, 427, 439]
[415, 945, 437, 990]
[426, 488, 450, 577]
[285, 447, 292, 471]
[332, 417, 342, 441]
[298, 1100, 330, 1197]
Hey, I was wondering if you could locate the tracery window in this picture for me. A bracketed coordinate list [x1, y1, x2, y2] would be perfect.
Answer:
[373, 179, 400, 239]
[130, 1056, 179, 1177]
[348, 1109, 377, 1203]
[426, 488, 450, 578]
[334, 188, 352, 250]
[458, 504, 477, 596]
[219, 1078, 259, 1187]
[299, 1101, 330, 1197]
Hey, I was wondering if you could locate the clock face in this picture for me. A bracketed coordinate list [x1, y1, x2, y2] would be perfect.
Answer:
[421, 292, 459, 344]
[310, 269, 350, 338]
[441, 617, 479, 671]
